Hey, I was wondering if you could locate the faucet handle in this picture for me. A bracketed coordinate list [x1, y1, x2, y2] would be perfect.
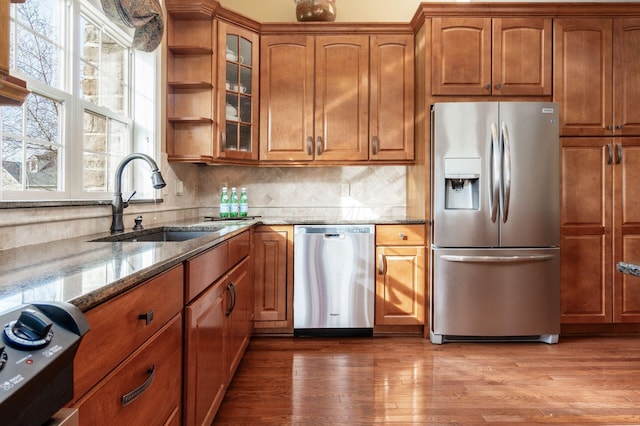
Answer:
[123, 190, 137, 208]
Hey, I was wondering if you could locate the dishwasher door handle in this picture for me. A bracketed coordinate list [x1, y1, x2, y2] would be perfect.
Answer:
[324, 233, 345, 240]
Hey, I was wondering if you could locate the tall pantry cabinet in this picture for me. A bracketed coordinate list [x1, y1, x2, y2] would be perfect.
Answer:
[556, 16, 640, 324]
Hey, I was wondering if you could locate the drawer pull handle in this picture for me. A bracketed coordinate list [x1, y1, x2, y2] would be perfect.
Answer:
[138, 309, 154, 325]
[121, 365, 155, 406]
[399, 233, 407, 240]
[226, 282, 237, 316]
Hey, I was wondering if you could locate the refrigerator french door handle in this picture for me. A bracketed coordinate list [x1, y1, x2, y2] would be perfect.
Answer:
[490, 123, 500, 223]
[501, 122, 512, 223]
[440, 254, 555, 263]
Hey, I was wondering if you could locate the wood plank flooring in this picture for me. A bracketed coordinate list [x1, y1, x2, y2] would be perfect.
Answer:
[214, 336, 640, 425]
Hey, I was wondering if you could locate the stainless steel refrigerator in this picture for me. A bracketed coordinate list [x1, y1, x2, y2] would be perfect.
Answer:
[430, 102, 560, 344]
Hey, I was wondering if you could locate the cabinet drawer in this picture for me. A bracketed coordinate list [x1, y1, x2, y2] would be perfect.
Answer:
[229, 230, 250, 267]
[185, 242, 229, 301]
[73, 265, 184, 402]
[74, 315, 183, 425]
[376, 224, 425, 246]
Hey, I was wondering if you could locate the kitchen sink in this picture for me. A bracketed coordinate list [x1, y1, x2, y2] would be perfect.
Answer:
[90, 226, 224, 243]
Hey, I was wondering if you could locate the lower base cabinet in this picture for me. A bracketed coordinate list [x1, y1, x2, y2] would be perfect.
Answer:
[253, 225, 294, 333]
[375, 225, 426, 328]
[184, 278, 226, 425]
[74, 315, 183, 425]
[183, 231, 253, 425]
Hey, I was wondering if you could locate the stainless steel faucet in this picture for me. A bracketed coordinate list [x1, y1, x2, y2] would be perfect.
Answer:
[110, 153, 166, 234]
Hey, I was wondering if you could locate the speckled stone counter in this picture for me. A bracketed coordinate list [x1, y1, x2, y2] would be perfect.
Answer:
[617, 262, 640, 277]
[0, 216, 426, 314]
[0, 219, 260, 313]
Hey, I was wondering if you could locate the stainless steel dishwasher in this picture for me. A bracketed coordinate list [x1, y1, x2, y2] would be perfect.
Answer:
[293, 224, 375, 336]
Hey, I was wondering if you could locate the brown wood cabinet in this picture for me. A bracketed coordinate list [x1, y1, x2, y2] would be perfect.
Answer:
[71, 266, 184, 424]
[432, 17, 552, 96]
[560, 137, 640, 324]
[253, 225, 294, 333]
[0, 0, 29, 106]
[260, 32, 414, 164]
[374, 225, 426, 328]
[165, 2, 217, 163]
[73, 315, 183, 426]
[184, 276, 226, 426]
[183, 230, 253, 424]
[554, 18, 640, 137]
[217, 21, 259, 163]
[165, 1, 259, 164]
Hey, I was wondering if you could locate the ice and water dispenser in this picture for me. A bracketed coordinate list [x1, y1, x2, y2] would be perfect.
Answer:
[444, 158, 480, 210]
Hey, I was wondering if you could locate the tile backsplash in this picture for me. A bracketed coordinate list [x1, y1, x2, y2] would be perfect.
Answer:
[198, 165, 408, 220]
[0, 163, 408, 250]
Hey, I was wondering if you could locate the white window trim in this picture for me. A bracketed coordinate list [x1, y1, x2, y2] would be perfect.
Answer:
[1, 0, 162, 202]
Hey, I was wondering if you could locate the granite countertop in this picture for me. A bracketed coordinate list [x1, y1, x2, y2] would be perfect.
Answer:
[0, 216, 426, 314]
[617, 262, 640, 277]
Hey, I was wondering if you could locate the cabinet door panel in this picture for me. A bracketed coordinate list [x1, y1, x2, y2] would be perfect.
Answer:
[616, 235, 640, 322]
[560, 139, 611, 228]
[254, 226, 293, 326]
[375, 246, 425, 325]
[315, 36, 369, 161]
[432, 17, 491, 95]
[614, 18, 640, 136]
[493, 18, 552, 96]
[561, 234, 612, 323]
[260, 36, 315, 161]
[184, 281, 226, 426]
[554, 18, 613, 136]
[369, 35, 414, 161]
[227, 257, 252, 379]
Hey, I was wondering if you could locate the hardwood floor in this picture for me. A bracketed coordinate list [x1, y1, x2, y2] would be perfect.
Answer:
[214, 336, 640, 424]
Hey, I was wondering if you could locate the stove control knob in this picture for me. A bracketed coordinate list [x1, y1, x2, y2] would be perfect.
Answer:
[0, 346, 7, 370]
[3, 309, 54, 350]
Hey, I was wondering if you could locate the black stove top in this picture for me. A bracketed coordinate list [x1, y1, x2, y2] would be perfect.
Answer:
[0, 302, 89, 426]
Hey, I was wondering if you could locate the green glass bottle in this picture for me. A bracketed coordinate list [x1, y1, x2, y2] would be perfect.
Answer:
[219, 187, 230, 218]
[239, 187, 248, 217]
[230, 187, 239, 217]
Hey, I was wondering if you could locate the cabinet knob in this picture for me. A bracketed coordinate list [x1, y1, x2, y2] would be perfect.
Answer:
[616, 124, 624, 130]
[607, 125, 614, 130]
[485, 84, 491, 90]
[495, 84, 502, 90]
[138, 309, 154, 325]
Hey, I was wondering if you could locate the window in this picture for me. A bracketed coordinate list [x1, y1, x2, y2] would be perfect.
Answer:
[0, 0, 159, 201]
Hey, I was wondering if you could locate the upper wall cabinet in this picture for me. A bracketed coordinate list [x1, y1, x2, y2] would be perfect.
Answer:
[166, 5, 217, 163]
[0, 0, 29, 106]
[165, 0, 259, 164]
[260, 32, 414, 164]
[554, 18, 640, 137]
[432, 17, 552, 96]
[216, 21, 259, 163]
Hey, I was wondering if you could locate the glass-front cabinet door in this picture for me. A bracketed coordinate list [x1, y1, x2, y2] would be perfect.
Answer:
[217, 21, 259, 162]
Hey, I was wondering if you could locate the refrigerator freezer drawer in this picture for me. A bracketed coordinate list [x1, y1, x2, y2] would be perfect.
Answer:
[431, 248, 560, 342]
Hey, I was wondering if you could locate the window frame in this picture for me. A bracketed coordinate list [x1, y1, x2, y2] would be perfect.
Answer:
[1, 0, 161, 202]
